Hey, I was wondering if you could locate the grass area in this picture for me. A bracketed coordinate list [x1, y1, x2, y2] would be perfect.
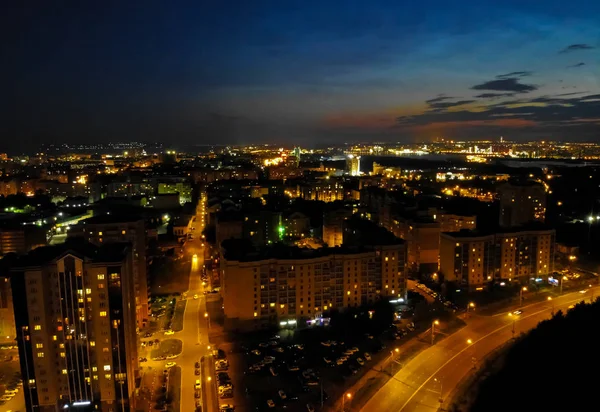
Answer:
[167, 366, 181, 412]
[149, 257, 191, 295]
[170, 300, 187, 332]
[151, 339, 183, 359]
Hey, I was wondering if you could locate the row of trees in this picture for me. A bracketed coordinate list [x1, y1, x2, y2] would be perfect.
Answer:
[467, 299, 600, 411]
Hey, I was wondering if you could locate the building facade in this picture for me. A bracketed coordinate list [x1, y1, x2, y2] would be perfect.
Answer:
[10, 243, 138, 412]
[498, 181, 547, 227]
[222, 243, 406, 331]
[69, 217, 149, 328]
[440, 227, 555, 289]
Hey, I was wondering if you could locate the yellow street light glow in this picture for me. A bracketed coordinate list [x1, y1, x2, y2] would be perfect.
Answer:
[346, 393, 352, 399]
[394, 348, 399, 353]
[547, 296, 552, 301]
[467, 339, 473, 344]
[434, 320, 440, 325]
[522, 287, 528, 291]
[469, 302, 475, 308]
[204, 313, 208, 318]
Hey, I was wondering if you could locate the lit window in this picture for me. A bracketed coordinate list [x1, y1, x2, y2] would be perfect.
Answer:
[92, 366, 97, 372]
[98, 232, 103, 236]
[253, 312, 258, 317]
[59, 343, 64, 348]
[37, 352, 44, 358]
[98, 274, 105, 280]
[104, 365, 111, 371]
[269, 303, 275, 307]
[99, 311, 107, 317]
[34, 325, 41, 331]
[62, 369, 67, 375]
[85, 288, 92, 294]
[89, 341, 95, 347]
[28, 379, 35, 385]
[121, 230, 126, 235]
[36, 343, 43, 349]
[52, 335, 57, 341]
[104, 374, 112, 380]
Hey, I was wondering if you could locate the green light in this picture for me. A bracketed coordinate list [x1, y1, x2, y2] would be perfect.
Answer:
[278, 226, 285, 234]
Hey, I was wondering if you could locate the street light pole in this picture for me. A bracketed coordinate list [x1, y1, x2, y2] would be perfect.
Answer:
[431, 320, 439, 345]
[547, 296, 554, 316]
[519, 287, 527, 307]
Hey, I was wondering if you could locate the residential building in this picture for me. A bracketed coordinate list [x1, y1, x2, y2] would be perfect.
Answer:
[10, 242, 138, 411]
[221, 239, 405, 331]
[69, 216, 149, 328]
[432, 211, 477, 232]
[322, 208, 352, 247]
[346, 155, 361, 176]
[439, 226, 555, 289]
[498, 181, 546, 227]
[221, 218, 406, 330]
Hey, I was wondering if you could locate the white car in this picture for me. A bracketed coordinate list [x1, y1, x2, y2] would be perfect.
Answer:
[194, 294, 199, 300]
[195, 379, 201, 390]
[165, 362, 176, 368]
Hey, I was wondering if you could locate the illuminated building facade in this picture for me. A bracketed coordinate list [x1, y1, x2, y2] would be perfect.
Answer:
[69, 217, 149, 328]
[498, 181, 546, 227]
[10, 242, 138, 412]
[221, 241, 406, 331]
[440, 227, 555, 289]
[346, 155, 361, 176]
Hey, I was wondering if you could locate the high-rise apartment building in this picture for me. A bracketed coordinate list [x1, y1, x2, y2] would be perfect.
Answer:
[439, 226, 555, 289]
[498, 181, 546, 227]
[69, 216, 148, 328]
[221, 219, 406, 331]
[10, 242, 138, 411]
[322, 208, 353, 247]
[346, 155, 361, 176]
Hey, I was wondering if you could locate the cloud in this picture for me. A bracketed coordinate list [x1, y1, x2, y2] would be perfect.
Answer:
[567, 62, 585, 68]
[425, 95, 455, 104]
[496, 71, 532, 79]
[474, 93, 515, 99]
[396, 93, 600, 129]
[559, 44, 595, 53]
[471, 78, 537, 93]
[426, 99, 475, 111]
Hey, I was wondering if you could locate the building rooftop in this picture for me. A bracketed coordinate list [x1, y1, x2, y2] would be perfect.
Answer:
[80, 214, 144, 225]
[443, 223, 554, 238]
[6, 240, 130, 268]
[343, 216, 405, 246]
[222, 238, 401, 262]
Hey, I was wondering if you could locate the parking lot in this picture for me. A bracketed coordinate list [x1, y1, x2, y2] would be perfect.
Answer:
[213, 327, 410, 412]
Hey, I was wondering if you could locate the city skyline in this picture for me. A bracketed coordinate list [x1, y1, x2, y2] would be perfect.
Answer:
[2, 0, 599, 151]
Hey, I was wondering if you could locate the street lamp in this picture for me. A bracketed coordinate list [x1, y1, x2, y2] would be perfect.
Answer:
[560, 276, 567, 295]
[467, 338, 473, 345]
[547, 296, 554, 316]
[466, 302, 475, 317]
[519, 287, 527, 307]
[342, 392, 352, 411]
[431, 320, 440, 345]
[205, 312, 211, 330]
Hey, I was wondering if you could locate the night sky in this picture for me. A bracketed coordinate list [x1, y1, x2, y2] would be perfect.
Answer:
[2, 0, 599, 151]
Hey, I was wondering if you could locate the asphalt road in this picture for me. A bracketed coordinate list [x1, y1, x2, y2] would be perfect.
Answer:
[179, 199, 214, 412]
[360, 286, 599, 412]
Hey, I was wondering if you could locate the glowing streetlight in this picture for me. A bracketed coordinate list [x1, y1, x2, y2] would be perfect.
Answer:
[342, 392, 352, 410]
[467, 338, 473, 345]
[431, 320, 440, 345]
[519, 286, 528, 306]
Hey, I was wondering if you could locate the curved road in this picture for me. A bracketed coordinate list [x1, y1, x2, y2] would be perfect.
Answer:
[361, 287, 598, 412]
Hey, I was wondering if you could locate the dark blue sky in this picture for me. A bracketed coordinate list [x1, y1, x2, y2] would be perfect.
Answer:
[1, 0, 599, 151]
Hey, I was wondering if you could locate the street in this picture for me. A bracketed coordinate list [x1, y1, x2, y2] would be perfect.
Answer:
[360, 286, 599, 412]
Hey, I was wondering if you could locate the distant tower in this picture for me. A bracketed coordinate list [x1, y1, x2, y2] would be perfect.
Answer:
[293, 147, 301, 167]
[346, 154, 361, 176]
